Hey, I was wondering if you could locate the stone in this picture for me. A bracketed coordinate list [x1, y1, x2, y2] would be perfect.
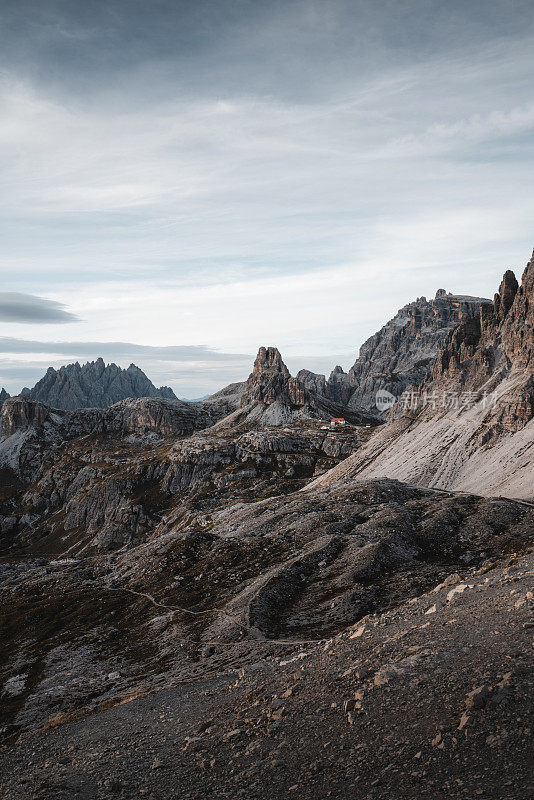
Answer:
[465, 686, 490, 710]
[313, 249, 534, 498]
[458, 712, 472, 731]
[346, 290, 490, 414]
[238, 346, 378, 427]
[447, 584, 473, 602]
[223, 729, 243, 740]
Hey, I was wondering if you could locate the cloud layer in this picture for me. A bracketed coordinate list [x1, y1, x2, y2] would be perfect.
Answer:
[0, 293, 80, 323]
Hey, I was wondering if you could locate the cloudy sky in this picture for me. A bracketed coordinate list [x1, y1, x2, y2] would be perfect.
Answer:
[1, 0, 533, 397]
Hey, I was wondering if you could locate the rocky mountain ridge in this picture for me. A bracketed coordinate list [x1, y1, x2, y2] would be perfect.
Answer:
[310, 251, 534, 498]
[19, 358, 177, 411]
[219, 346, 379, 428]
[299, 290, 490, 415]
[0, 344, 380, 553]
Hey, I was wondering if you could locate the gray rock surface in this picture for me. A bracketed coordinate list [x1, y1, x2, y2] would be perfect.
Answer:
[201, 381, 246, 418]
[311, 250, 534, 499]
[22, 358, 177, 410]
[234, 347, 379, 427]
[241, 347, 307, 408]
[347, 290, 491, 412]
[300, 291, 490, 415]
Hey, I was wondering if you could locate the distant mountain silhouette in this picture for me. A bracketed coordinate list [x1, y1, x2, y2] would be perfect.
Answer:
[20, 358, 177, 410]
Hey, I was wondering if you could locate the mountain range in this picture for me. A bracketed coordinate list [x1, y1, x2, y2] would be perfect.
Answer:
[0, 289, 492, 417]
[2, 358, 177, 410]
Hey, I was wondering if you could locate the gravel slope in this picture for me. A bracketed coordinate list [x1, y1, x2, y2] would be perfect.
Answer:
[1, 549, 532, 800]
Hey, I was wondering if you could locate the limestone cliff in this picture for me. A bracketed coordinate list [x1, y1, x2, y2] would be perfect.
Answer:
[235, 347, 379, 427]
[345, 291, 490, 413]
[296, 291, 489, 415]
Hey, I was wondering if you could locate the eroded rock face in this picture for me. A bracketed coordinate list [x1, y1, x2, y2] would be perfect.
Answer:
[346, 291, 491, 413]
[327, 365, 353, 405]
[201, 381, 246, 419]
[0, 406, 372, 553]
[495, 269, 519, 320]
[433, 252, 533, 408]
[0, 389, 9, 408]
[296, 369, 327, 397]
[296, 291, 490, 414]
[311, 250, 534, 498]
[501, 253, 534, 369]
[0, 396, 216, 484]
[241, 347, 307, 407]
[0, 398, 53, 438]
[23, 358, 177, 410]
[232, 347, 380, 427]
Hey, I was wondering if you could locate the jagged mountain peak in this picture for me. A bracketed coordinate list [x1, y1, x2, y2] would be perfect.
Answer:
[23, 359, 177, 411]
[494, 269, 519, 320]
[241, 346, 305, 408]
[314, 247, 534, 499]
[231, 347, 379, 428]
[344, 289, 491, 413]
[252, 346, 289, 375]
[297, 288, 491, 415]
[434, 256, 533, 384]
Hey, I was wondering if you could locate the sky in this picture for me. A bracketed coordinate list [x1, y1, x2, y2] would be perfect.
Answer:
[1, 0, 534, 397]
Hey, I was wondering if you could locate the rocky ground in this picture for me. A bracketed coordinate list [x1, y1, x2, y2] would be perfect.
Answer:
[0, 546, 532, 800]
[1, 463, 533, 796]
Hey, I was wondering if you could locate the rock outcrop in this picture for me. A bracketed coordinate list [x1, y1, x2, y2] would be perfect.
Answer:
[0, 396, 216, 483]
[296, 369, 328, 397]
[22, 358, 177, 410]
[0, 389, 9, 408]
[326, 365, 353, 405]
[345, 290, 491, 413]
[233, 347, 379, 427]
[297, 366, 353, 405]
[201, 381, 246, 419]
[295, 292, 490, 414]
[241, 347, 307, 407]
[310, 250, 534, 499]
